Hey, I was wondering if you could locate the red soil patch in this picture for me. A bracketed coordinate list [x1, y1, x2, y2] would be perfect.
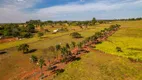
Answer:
[0, 37, 18, 43]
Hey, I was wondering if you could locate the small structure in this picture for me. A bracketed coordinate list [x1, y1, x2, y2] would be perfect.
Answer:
[53, 29, 59, 33]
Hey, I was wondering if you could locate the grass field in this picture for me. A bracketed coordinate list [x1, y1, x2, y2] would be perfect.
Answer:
[53, 51, 142, 80]
[96, 21, 142, 61]
[53, 20, 142, 80]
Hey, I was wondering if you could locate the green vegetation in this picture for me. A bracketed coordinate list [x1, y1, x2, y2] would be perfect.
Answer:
[70, 32, 82, 38]
[30, 55, 38, 63]
[17, 44, 29, 53]
[96, 24, 142, 61]
[38, 58, 46, 75]
[53, 52, 142, 80]
[37, 32, 44, 37]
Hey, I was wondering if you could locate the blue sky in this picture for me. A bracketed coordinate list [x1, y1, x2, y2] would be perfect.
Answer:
[0, 0, 142, 23]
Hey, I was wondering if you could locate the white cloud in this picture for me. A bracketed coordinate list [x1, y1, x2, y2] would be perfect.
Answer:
[17, 0, 24, 2]
[0, 0, 142, 23]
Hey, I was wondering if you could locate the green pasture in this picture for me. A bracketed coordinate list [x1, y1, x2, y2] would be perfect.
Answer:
[54, 51, 142, 80]
[96, 21, 142, 61]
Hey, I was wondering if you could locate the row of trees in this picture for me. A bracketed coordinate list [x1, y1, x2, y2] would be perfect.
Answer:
[82, 24, 121, 45]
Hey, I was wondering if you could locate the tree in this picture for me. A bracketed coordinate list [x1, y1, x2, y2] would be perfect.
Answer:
[77, 42, 83, 50]
[17, 44, 29, 53]
[38, 58, 46, 76]
[77, 22, 83, 29]
[70, 32, 82, 38]
[26, 24, 35, 33]
[66, 43, 70, 49]
[60, 47, 70, 59]
[92, 17, 97, 25]
[30, 55, 38, 63]
[71, 41, 76, 48]
[55, 44, 61, 51]
[47, 20, 54, 28]
[38, 32, 44, 38]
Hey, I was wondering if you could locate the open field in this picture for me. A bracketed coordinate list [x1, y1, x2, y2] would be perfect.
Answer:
[0, 20, 142, 80]
[96, 21, 142, 61]
[53, 50, 142, 80]
[53, 21, 142, 80]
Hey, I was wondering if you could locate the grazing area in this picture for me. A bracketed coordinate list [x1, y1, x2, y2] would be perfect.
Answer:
[53, 51, 142, 80]
[96, 21, 142, 61]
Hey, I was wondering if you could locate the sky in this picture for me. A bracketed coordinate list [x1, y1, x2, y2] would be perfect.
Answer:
[0, 0, 142, 23]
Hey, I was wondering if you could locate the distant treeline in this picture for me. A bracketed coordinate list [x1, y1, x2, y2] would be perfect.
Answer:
[113, 17, 142, 21]
[0, 18, 97, 38]
[0, 17, 141, 39]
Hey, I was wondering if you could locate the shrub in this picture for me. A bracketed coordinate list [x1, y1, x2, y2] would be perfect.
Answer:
[38, 32, 44, 37]
[116, 47, 123, 52]
[55, 44, 61, 51]
[71, 41, 76, 48]
[20, 32, 33, 38]
[70, 32, 82, 38]
[66, 43, 70, 49]
[30, 55, 38, 63]
[17, 44, 29, 53]
[58, 28, 68, 32]
[48, 46, 56, 52]
[55, 69, 64, 75]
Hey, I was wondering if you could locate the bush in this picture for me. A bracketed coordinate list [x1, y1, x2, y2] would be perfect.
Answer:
[70, 32, 82, 38]
[20, 32, 33, 38]
[38, 32, 44, 37]
[66, 43, 70, 49]
[48, 46, 56, 52]
[30, 55, 38, 63]
[58, 28, 68, 32]
[17, 44, 29, 53]
[55, 44, 61, 51]
[55, 69, 64, 75]
[116, 47, 123, 52]
[71, 41, 76, 48]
